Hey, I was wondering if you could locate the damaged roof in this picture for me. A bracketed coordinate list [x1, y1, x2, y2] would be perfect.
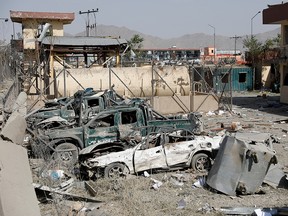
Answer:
[41, 36, 127, 47]
[10, 10, 74, 24]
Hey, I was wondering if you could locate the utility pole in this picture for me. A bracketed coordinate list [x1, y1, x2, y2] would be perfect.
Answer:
[228, 35, 241, 108]
[251, 11, 261, 39]
[208, 24, 216, 64]
[230, 35, 241, 63]
[79, 9, 99, 36]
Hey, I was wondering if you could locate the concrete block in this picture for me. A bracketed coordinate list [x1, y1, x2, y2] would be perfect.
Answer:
[1, 112, 27, 145]
[0, 140, 41, 216]
[12, 91, 27, 117]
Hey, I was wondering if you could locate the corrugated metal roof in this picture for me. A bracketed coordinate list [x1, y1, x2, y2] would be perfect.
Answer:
[41, 36, 127, 46]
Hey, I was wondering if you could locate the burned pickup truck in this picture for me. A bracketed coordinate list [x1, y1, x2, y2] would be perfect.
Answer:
[26, 88, 120, 130]
[33, 100, 203, 163]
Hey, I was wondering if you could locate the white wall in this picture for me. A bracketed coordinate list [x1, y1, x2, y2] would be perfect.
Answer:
[55, 66, 191, 97]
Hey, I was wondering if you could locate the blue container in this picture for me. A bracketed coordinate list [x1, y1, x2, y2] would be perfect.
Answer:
[214, 66, 253, 92]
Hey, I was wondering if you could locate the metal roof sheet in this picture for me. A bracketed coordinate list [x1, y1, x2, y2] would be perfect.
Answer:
[41, 36, 127, 46]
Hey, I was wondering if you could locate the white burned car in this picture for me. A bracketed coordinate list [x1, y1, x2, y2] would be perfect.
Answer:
[80, 129, 223, 178]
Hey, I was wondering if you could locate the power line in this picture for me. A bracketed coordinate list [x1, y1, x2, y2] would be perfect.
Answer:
[79, 9, 99, 36]
[230, 35, 242, 58]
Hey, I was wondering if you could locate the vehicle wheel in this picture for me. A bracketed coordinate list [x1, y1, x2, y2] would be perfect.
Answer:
[104, 163, 128, 178]
[54, 143, 78, 165]
[191, 153, 211, 172]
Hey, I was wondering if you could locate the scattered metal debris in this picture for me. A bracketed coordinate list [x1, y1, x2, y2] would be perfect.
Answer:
[207, 132, 278, 196]
[33, 182, 102, 203]
[151, 178, 163, 190]
[176, 198, 186, 209]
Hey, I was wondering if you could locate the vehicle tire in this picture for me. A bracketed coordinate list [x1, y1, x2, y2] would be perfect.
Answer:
[191, 153, 211, 172]
[54, 142, 79, 165]
[104, 163, 128, 178]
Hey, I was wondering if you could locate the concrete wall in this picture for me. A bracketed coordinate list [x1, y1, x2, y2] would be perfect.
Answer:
[152, 95, 191, 114]
[27, 65, 222, 113]
[280, 86, 288, 104]
[280, 24, 288, 103]
[152, 93, 219, 114]
[0, 141, 41, 216]
[23, 20, 38, 49]
[191, 93, 218, 112]
[280, 63, 288, 103]
[55, 65, 191, 97]
[262, 66, 271, 88]
[22, 20, 64, 49]
[50, 21, 64, 36]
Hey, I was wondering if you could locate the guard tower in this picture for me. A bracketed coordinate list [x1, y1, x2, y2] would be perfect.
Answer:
[10, 10, 74, 50]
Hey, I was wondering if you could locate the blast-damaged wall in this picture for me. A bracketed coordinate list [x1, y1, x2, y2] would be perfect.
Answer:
[55, 65, 191, 97]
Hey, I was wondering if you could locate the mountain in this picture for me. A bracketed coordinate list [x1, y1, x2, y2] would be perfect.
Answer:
[75, 24, 280, 51]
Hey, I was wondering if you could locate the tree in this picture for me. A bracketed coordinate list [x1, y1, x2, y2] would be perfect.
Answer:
[126, 34, 144, 59]
[243, 35, 281, 89]
[243, 36, 262, 64]
[243, 35, 280, 64]
[127, 34, 144, 50]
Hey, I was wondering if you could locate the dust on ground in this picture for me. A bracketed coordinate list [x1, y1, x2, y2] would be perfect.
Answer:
[37, 91, 288, 216]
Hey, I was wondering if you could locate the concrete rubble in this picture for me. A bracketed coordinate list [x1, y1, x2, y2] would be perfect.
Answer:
[0, 91, 40, 216]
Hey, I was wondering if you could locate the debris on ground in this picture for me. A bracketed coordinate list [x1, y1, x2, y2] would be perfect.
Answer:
[2, 90, 288, 215]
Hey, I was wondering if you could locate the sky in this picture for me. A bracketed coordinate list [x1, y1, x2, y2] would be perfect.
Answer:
[0, 0, 282, 41]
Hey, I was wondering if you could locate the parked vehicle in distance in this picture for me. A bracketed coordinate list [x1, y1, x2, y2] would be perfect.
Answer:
[80, 128, 223, 179]
[33, 99, 203, 164]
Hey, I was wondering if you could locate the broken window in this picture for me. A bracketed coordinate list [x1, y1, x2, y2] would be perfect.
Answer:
[90, 114, 114, 128]
[121, 111, 137, 124]
[87, 98, 99, 107]
[239, 72, 246, 83]
[141, 134, 161, 149]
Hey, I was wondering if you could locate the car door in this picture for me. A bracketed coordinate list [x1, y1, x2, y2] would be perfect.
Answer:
[133, 134, 167, 173]
[83, 112, 119, 147]
[164, 135, 195, 167]
[118, 109, 144, 139]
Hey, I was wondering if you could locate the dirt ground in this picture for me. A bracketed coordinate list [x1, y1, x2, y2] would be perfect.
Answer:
[36, 91, 288, 216]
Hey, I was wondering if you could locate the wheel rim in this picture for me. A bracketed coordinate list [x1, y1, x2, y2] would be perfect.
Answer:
[108, 166, 124, 178]
[59, 151, 74, 161]
[55, 144, 78, 163]
[195, 156, 210, 171]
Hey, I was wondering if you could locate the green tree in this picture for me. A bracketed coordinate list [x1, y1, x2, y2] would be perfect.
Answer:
[127, 34, 144, 59]
[127, 34, 144, 50]
[243, 35, 262, 64]
[243, 34, 281, 64]
[243, 34, 280, 89]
